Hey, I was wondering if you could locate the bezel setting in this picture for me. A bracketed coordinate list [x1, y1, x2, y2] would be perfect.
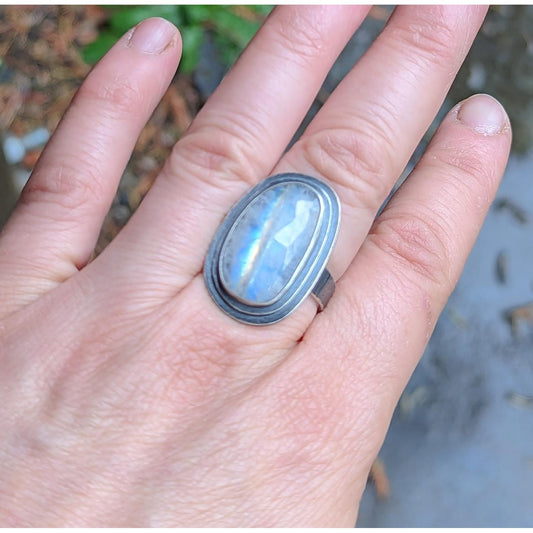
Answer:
[204, 173, 340, 325]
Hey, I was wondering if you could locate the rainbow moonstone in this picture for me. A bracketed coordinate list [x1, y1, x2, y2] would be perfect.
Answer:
[219, 182, 321, 305]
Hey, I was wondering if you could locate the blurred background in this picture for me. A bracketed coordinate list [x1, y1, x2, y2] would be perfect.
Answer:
[1, 5, 532, 527]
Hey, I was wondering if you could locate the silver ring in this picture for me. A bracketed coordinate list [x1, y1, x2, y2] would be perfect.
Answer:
[204, 173, 340, 325]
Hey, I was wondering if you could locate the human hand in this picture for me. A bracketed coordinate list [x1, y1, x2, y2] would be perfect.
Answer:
[0, 6, 511, 526]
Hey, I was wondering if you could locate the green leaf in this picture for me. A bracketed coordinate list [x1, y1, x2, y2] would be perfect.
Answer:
[179, 25, 204, 73]
[81, 5, 273, 71]
[212, 8, 261, 49]
[109, 5, 182, 35]
[249, 5, 273, 16]
[82, 30, 119, 64]
[182, 5, 213, 24]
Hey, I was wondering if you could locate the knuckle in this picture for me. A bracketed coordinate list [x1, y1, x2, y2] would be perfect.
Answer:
[21, 155, 105, 213]
[275, 371, 347, 449]
[271, 366, 383, 471]
[150, 307, 243, 403]
[389, 8, 458, 70]
[142, 336, 231, 411]
[370, 210, 451, 289]
[75, 72, 145, 117]
[181, 316, 240, 375]
[165, 126, 257, 190]
[268, 7, 328, 66]
[430, 140, 498, 201]
[296, 122, 395, 212]
[260, 392, 369, 493]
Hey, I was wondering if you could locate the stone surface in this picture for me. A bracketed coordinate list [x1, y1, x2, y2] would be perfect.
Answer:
[2, 136, 25, 165]
[21, 127, 50, 150]
[219, 182, 321, 305]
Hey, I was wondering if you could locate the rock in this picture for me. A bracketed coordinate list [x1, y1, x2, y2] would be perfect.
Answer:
[21, 127, 49, 151]
[3, 136, 25, 164]
[193, 31, 226, 100]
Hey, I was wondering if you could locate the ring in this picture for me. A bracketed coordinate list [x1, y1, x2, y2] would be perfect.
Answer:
[204, 173, 340, 325]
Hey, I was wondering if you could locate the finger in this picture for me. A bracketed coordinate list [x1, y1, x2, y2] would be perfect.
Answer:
[277, 95, 511, 517]
[100, 6, 370, 292]
[275, 5, 488, 279]
[146, 6, 487, 347]
[87, 6, 488, 369]
[0, 18, 181, 299]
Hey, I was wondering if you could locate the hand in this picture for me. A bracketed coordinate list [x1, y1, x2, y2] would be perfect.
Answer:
[0, 6, 511, 526]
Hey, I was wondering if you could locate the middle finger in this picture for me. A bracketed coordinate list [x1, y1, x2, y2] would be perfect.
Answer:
[275, 5, 487, 278]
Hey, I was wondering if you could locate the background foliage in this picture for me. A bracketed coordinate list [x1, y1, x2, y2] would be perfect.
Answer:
[83, 5, 273, 72]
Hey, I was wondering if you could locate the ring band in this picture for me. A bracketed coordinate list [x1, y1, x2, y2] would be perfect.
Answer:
[311, 268, 335, 311]
[204, 173, 340, 325]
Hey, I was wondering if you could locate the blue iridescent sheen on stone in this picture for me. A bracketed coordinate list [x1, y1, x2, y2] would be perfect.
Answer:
[219, 182, 321, 305]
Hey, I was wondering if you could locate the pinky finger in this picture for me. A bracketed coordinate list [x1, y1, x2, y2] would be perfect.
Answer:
[336, 94, 511, 393]
[363, 92, 512, 344]
[292, 94, 511, 471]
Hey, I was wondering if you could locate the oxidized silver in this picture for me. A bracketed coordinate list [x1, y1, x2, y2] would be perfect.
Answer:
[204, 173, 340, 325]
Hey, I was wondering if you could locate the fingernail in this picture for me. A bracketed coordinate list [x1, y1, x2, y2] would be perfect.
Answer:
[127, 17, 176, 54]
[456, 94, 507, 136]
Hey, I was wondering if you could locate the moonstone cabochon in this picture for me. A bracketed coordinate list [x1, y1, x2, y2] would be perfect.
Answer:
[204, 174, 340, 325]
[219, 183, 321, 306]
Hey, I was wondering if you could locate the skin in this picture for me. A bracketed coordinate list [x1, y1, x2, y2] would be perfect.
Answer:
[0, 6, 511, 526]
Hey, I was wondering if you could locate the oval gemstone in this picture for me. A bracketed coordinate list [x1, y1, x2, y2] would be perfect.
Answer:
[219, 182, 321, 305]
